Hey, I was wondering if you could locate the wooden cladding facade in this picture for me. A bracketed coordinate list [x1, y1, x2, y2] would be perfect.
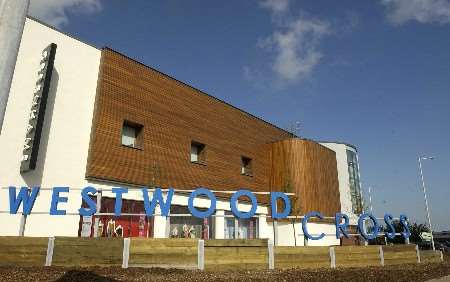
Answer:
[86, 49, 291, 193]
[86, 48, 341, 215]
[269, 139, 341, 216]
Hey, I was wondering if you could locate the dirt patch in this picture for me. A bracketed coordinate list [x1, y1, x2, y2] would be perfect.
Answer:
[0, 259, 448, 282]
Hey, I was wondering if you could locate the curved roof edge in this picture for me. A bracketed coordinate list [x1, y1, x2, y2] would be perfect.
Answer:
[273, 138, 354, 154]
[316, 140, 358, 151]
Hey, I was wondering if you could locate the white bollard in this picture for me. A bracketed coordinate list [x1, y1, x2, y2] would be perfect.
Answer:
[198, 239, 204, 271]
[268, 239, 274, 270]
[45, 237, 55, 266]
[122, 238, 130, 268]
[379, 245, 384, 266]
[329, 247, 336, 268]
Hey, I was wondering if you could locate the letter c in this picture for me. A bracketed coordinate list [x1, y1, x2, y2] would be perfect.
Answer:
[302, 211, 325, 240]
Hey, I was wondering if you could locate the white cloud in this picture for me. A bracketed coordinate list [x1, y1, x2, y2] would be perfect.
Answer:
[381, 0, 450, 25]
[260, 0, 290, 14]
[262, 17, 329, 82]
[255, 0, 331, 84]
[29, 0, 102, 28]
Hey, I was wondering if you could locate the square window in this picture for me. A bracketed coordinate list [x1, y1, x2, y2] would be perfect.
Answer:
[121, 120, 143, 149]
[190, 141, 206, 164]
[241, 156, 253, 176]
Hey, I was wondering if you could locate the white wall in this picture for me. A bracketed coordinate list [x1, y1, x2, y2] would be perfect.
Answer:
[320, 142, 360, 225]
[275, 222, 340, 246]
[0, 18, 101, 236]
[276, 222, 304, 246]
[304, 223, 340, 246]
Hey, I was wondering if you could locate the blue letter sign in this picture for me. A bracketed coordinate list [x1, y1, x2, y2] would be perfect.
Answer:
[50, 187, 69, 215]
[358, 213, 379, 241]
[270, 192, 291, 219]
[230, 189, 257, 219]
[142, 187, 174, 216]
[302, 211, 325, 240]
[3, 184, 414, 244]
[188, 188, 217, 218]
[78, 186, 97, 216]
[112, 188, 128, 216]
[9, 186, 40, 215]
[335, 212, 350, 239]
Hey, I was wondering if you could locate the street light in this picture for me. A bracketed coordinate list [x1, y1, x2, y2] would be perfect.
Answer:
[418, 156, 435, 251]
[368, 186, 373, 214]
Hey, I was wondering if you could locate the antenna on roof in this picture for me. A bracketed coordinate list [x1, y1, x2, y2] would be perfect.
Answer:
[288, 121, 301, 138]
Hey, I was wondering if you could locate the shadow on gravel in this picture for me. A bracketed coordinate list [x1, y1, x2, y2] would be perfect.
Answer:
[54, 270, 116, 282]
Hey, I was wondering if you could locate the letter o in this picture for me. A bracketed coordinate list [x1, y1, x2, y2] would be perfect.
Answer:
[230, 189, 257, 219]
[358, 213, 380, 241]
[188, 188, 217, 218]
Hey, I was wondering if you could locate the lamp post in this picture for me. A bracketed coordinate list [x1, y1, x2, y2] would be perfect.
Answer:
[418, 156, 435, 251]
[0, 0, 30, 133]
[368, 186, 373, 214]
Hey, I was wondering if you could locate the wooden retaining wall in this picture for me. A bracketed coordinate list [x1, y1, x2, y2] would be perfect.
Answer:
[274, 246, 330, 269]
[128, 238, 198, 269]
[52, 237, 123, 267]
[382, 244, 418, 265]
[0, 237, 444, 270]
[204, 239, 268, 271]
[0, 236, 48, 266]
[335, 246, 382, 268]
[420, 250, 443, 264]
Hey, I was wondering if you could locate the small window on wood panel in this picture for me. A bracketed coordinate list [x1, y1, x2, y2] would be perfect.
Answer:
[190, 141, 206, 164]
[241, 156, 253, 176]
[121, 120, 143, 149]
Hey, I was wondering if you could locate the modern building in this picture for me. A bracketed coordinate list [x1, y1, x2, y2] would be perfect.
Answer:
[0, 17, 364, 246]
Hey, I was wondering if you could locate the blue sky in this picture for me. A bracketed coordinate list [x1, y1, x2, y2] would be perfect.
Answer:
[29, 0, 450, 230]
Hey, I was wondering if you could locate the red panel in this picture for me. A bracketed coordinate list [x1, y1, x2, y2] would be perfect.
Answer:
[78, 197, 153, 238]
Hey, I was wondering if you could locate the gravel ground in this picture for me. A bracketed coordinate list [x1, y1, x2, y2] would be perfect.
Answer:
[0, 259, 448, 282]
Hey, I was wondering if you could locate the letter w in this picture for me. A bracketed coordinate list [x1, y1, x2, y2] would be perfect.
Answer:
[142, 187, 174, 216]
[9, 187, 40, 215]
